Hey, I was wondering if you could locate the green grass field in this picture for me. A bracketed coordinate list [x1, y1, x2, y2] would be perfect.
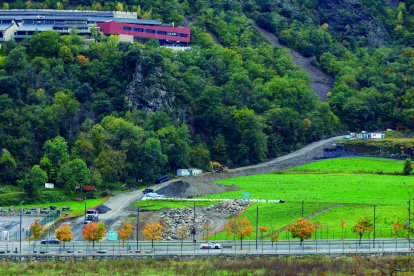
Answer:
[288, 157, 404, 174]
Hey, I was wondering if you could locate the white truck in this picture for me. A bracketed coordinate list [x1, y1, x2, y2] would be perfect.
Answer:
[84, 208, 99, 224]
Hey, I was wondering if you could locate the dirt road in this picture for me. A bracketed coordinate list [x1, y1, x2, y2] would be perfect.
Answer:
[70, 135, 343, 239]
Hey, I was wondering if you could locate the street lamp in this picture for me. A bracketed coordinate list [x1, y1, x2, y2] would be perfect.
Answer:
[19, 201, 24, 254]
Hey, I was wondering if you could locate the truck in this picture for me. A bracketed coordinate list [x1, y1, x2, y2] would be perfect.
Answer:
[84, 208, 99, 224]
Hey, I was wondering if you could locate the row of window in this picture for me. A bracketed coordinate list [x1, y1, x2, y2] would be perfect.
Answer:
[122, 26, 188, 37]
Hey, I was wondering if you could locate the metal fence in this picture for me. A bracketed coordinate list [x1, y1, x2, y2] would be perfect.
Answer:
[0, 238, 413, 256]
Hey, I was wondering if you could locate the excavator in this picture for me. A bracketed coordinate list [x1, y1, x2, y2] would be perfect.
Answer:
[210, 161, 228, 173]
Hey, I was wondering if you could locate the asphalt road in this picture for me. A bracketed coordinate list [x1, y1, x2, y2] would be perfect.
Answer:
[3, 238, 414, 256]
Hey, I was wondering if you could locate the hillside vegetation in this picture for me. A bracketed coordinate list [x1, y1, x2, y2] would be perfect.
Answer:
[0, 0, 413, 202]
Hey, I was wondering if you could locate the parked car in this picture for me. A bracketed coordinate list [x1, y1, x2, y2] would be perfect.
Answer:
[143, 188, 154, 194]
[40, 238, 60, 244]
[199, 242, 222, 249]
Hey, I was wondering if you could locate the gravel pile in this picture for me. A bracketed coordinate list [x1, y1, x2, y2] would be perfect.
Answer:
[159, 208, 208, 240]
[206, 200, 251, 215]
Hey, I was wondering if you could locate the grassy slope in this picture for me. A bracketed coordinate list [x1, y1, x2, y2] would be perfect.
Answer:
[288, 157, 404, 174]
[212, 174, 411, 204]
[207, 157, 411, 239]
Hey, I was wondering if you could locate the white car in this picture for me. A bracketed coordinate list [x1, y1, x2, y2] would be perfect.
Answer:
[199, 242, 222, 249]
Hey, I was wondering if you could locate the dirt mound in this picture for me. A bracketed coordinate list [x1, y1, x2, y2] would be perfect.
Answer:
[156, 180, 239, 198]
[96, 204, 111, 214]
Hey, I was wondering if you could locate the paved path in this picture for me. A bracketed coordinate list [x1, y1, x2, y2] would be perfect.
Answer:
[251, 23, 334, 101]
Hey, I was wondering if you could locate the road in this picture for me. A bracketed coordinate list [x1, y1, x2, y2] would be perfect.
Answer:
[3, 238, 414, 256]
[68, 135, 343, 240]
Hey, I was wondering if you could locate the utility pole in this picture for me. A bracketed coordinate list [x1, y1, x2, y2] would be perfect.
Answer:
[256, 205, 258, 250]
[408, 197, 411, 241]
[192, 201, 196, 242]
[136, 207, 139, 250]
[84, 198, 87, 222]
[19, 201, 24, 254]
[373, 203, 376, 248]
[301, 200, 304, 218]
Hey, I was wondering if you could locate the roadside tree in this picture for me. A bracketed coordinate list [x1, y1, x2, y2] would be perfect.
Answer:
[270, 231, 279, 247]
[202, 222, 213, 241]
[82, 221, 107, 248]
[175, 225, 190, 252]
[287, 218, 315, 246]
[143, 222, 163, 248]
[117, 221, 134, 246]
[55, 224, 73, 248]
[259, 226, 268, 241]
[225, 216, 253, 250]
[352, 217, 373, 245]
[30, 219, 44, 242]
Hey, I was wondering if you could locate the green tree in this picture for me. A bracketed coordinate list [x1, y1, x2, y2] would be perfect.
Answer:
[0, 149, 17, 183]
[59, 45, 74, 63]
[43, 136, 69, 181]
[28, 31, 61, 57]
[57, 159, 90, 194]
[22, 165, 48, 202]
[403, 159, 413, 175]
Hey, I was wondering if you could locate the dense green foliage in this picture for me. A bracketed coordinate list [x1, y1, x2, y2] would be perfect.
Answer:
[0, 11, 339, 198]
[1, 0, 413, 201]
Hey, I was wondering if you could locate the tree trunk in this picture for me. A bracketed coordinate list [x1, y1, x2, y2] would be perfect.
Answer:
[300, 238, 303, 247]
[93, 240, 95, 248]
[359, 235, 362, 246]
[240, 238, 243, 250]
[151, 239, 154, 248]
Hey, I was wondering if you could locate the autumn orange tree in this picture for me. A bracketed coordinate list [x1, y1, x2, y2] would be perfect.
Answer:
[352, 217, 373, 245]
[393, 221, 405, 238]
[143, 222, 163, 248]
[175, 225, 190, 252]
[202, 222, 213, 241]
[287, 218, 315, 246]
[117, 221, 134, 246]
[30, 219, 44, 242]
[225, 216, 253, 250]
[82, 221, 107, 248]
[270, 231, 279, 247]
[55, 224, 73, 248]
[259, 226, 268, 241]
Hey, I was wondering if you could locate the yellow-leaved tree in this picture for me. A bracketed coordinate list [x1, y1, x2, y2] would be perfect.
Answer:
[55, 224, 73, 248]
[30, 219, 44, 243]
[287, 218, 315, 246]
[117, 221, 134, 246]
[143, 222, 163, 248]
[82, 221, 106, 248]
[225, 216, 253, 250]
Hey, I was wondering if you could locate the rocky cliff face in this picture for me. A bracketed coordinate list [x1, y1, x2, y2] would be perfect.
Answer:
[318, 0, 391, 47]
[125, 59, 175, 112]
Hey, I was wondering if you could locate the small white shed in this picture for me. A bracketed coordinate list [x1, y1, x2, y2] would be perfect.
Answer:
[370, 133, 385, 139]
[45, 183, 54, 189]
[176, 168, 203, 177]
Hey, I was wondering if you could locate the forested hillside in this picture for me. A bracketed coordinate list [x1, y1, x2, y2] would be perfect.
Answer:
[0, 0, 413, 202]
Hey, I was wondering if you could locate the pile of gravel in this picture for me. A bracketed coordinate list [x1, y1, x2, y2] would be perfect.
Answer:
[156, 179, 239, 198]
[206, 200, 251, 215]
[159, 208, 208, 240]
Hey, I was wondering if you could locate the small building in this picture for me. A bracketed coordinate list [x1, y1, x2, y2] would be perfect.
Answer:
[176, 168, 202, 177]
[44, 183, 54, 189]
[369, 132, 385, 139]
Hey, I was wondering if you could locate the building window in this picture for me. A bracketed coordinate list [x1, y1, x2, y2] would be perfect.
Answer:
[134, 28, 143, 32]
[179, 33, 188, 37]
[145, 29, 155, 33]
[123, 26, 132, 31]
[157, 30, 166, 35]
[167, 32, 178, 36]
